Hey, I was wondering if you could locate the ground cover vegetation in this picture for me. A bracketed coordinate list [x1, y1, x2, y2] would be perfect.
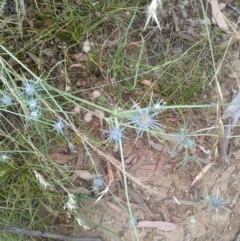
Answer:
[1, 0, 240, 241]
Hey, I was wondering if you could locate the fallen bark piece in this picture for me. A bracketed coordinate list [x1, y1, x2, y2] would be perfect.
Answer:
[137, 220, 177, 231]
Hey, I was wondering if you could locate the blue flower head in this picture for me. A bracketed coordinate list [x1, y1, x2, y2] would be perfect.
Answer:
[177, 130, 195, 149]
[53, 120, 65, 134]
[28, 99, 39, 110]
[107, 127, 124, 142]
[210, 196, 226, 209]
[23, 80, 39, 98]
[0, 154, 10, 163]
[93, 177, 105, 194]
[103, 123, 124, 150]
[0, 93, 13, 107]
[130, 100, 164, 136]
[30, 110, 40, 120]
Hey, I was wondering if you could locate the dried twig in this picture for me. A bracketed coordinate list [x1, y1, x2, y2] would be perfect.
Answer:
[0, 225, 103, 241]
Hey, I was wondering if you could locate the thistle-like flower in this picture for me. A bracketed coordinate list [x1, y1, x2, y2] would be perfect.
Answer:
[174, 130, 195, 149]
[0, 93, 13, 107]
[23, 80, 39, 98]
[68, 142, 76, 153]
[210, 196, 226, 210]
[64, 193, 77, 212]
[28, 99, 39, 110]
[93, 177, 105, 194]
[53, 120, 65, 134]
[103, 123, 124, 150]
[144, 0, 163, 31]
[30, 110, 40, 120]
[0, 154, 10, 163]
[129, 100, 165, 137]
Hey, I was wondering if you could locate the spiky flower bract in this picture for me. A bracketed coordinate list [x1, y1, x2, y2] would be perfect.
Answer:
[93, 177, 105, 194]
[210, 196, 226, 209]
[103, 122, 125, 150]
[175, 130, 195, 149]
[0, 154, 10, 163]
[53, 120, 65, 134]
[107, 126, 124, 143]
[129, 100, 165, 137]
[28, 99, 39, 110]
[0, 93, 13, 107]
[23, 80, 39, 98]
[30, 110, 40, 120]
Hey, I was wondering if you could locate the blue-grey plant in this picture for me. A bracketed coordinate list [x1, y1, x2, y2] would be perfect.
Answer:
[53, 119, 65, 134]
[93, 177, 105, 194]
[68, 142, 76, 153]
[23, 80, 40, 98]
[129, 100, 165, 137]
[173, 129, 195, 150]
[28, 99, 40, 110]
[0, 93, 13, 107]
[0, 153, 10, 163]
[210, 196, 226, 210]
[103, 123, 124, 150]
[30, 110, 40, 120]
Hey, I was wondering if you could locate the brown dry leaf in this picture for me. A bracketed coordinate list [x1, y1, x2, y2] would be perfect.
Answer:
[150, 141, 164, 151]
[106, 201, 126, 215]
[94, 109, 105, 127]
[127, 155, 145, 172]
[68, 63, 82, 71]
[159, 203, 171, 222]
[107, 162, 114, 185]
[50, 152, 72, 164]
[147, 154, 166, 182]
[84, 112, 93, 123]
[90, 90, 101, 100]
[191, 162, 214, 186]
[65, 187, 91, 195]
[27, 52, 44, 70]
[211, 0, 229, 32]
[125, 154, 136, 164]
[142, 79, 153, 86]
[71, 170, 99, 182]
[141, 79, 160, 92]
[137, 220, 177, 231]
[70, 52, 88, 62]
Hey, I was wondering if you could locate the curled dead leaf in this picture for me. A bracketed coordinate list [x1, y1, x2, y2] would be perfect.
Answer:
[84, 112, 93, 123]
[71, 170, 99, 182]
[91, 90, 101, 100]
[68, 63, 82, 71]
[50, 152, 72, 164]
[70, 52, 88, 62]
